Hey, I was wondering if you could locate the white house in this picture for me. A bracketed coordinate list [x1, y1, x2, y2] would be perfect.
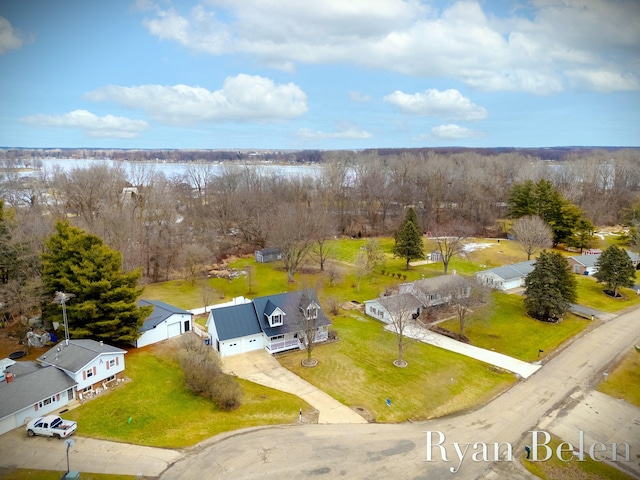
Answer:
[38, 339, 126, 395]
[133, 300, 193, 348]
[475, 261, 536, 291]
[365, 293, 423, 324]
[207, 290, 331, 357]
[398, 275, 471, 307]
[0, 361, 76, 436]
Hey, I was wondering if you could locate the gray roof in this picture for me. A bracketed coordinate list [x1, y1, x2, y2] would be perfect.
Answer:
[210, 303, 262, 341]
[567, 255, 600, 268]
[253, 290, 331, 338]
[0, 362, 76, 419]
[377, 293, 423, 315]
[37, 339, 126, 374]
[408, 275, 470, 294]
[477, 260, 536, 282]
[137, 299, 192, 332]
[209, 290, 332, 341]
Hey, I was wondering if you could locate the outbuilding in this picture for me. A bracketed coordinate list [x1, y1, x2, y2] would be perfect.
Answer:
[133, 300, 193, 348]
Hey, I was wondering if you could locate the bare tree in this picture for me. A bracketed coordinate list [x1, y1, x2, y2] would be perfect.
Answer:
[379, 293, 421, 367]
[431, 224, 471, 274]
[511, 215, 553, 260]
[181, 244, 211, 284]
[270, 203, 317, 283]
[445, 278, 487, 338]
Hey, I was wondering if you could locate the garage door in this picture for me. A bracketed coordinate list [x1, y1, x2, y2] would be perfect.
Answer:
[0, 414, 17, 436]
[223, 340, 243, 356]
[167, 322, 181, 338]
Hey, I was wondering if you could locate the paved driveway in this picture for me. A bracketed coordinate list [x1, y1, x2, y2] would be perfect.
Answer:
[221, 350, 367, 424]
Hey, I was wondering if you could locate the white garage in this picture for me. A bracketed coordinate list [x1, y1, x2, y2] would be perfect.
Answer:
[207, 303, 264, 357]
[133, 300, 193, 348]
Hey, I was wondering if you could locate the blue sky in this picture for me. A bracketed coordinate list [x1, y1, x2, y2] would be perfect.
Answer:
[1, 0, 639, 149]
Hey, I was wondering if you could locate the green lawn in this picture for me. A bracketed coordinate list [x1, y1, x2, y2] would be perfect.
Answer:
[597, 346, 640, 407]
[575, 276, 640, 312]
[278, 313, 515, 422]
[522, 435, 634, 480]
[64, 343, 310, 448]
[439, 291, 591, 362]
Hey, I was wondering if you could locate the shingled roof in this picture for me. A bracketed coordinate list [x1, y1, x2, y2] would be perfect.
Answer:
[137, 299, 192, 332]
[37, 339, 126, 374]
[0, 362, 76, 419]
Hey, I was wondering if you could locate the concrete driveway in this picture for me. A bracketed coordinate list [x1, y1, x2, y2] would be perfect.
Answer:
[221, 350, 367, 424]
[0, 427, 180, 477]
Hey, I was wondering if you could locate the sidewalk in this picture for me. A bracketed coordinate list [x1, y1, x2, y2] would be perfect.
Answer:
[387, 323, 542, 378]
[221, 350, 367, 424]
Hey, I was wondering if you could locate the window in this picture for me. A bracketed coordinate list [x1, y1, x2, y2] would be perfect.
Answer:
[108, 359, 115, 368]
[271, 334, 284, 341]
[271, 314, 283, 326]
[106, 375, 115, 382]
[38, 396, 55, 408]
[306, 306, 318, 319]
[82, 386, 92, 393]
[86, 368, 93, 378]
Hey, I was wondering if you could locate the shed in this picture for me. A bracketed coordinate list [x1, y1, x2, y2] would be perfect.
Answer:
[255, 248, 283, 263]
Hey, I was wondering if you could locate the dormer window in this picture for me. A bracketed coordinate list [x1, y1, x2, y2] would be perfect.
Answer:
[267, 307, 286, 327]
[304, 301, 320, 319]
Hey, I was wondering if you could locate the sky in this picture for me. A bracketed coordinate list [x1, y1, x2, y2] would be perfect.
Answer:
[0, 0, 639, 150]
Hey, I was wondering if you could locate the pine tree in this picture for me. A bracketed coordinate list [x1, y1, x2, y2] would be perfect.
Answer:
[42, 221, 152, 343]
[593, 245, 636, 298]
[524, 250, 577, 322]
[392, 208, 424, 270]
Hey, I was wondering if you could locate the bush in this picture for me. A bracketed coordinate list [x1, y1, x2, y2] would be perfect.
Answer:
[178, 334, 243, 411]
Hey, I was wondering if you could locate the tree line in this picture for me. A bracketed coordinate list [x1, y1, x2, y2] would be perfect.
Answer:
[1, 149, 640, 332]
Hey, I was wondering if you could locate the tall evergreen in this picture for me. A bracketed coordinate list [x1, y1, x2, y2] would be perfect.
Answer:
[392, 207, 424, 270]
[593, 245, 636, 297]
[42, 221, 152, 343]
[524, 250, 577, 322]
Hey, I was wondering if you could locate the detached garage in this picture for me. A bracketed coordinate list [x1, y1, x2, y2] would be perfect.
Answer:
[133, 300, 193, 348]
[206, 303, 263, 357]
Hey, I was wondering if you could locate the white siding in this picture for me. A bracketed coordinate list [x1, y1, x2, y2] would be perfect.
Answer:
[74, 353, 125, 390]
[0, 387, 75, 436]
[218, 333, 263, 357]
[364, 300, 389, 323]
[135, 313, 192, 348]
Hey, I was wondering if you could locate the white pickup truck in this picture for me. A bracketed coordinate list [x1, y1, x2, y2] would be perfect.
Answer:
[26, 415, 77, 439]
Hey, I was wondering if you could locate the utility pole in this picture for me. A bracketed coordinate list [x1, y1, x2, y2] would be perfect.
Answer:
[53, 292, 75, 346]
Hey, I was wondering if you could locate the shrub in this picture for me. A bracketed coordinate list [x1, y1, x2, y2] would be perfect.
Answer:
[178, 334, 243, 411]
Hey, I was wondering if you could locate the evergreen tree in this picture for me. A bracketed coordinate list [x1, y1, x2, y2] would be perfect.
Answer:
[524, 250, 577, 322]
[392, 208, 424, 270]
[42, 221, 152, 343]
[593, 245, 636, 298]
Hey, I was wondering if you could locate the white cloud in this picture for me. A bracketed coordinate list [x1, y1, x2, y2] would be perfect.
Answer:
[297, 123, 372, 140]
[21, 110, 149, 139]
[140, 0, 640, 94]
[384, 89, 487, 121]
[85, 74, 308, 125]
[349, 91, 372, 103]
[0, 17, 29, 54]
[430, 124, 485, 140]
[565, 69, 640, 92]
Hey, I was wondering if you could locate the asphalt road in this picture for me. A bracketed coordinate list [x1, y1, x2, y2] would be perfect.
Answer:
[160, 307, 640, 479]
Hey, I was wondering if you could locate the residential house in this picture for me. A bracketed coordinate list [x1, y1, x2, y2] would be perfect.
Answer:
[255, 247, 283, 263]
[566, 250, 640, 276]
[133, 300, 193, 348]
[0, 361, 76, 436]
[365, 274, 471, 323]
[38, 339, 126, 397]
[399, 275, 471, 307]
[475, 260, 537, 291]
[364, 293, 423, 324]
[207, 290, 331, 357]
[566, 254, 600, 275]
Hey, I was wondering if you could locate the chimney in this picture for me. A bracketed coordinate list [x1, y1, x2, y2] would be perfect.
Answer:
[6, 373, 14, 383]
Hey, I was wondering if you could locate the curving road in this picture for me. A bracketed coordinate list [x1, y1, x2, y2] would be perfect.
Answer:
[161, 307, 640, 479]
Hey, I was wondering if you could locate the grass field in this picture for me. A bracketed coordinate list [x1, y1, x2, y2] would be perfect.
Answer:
[597, 346, 640, 407]
[439, 291, 592, 362]
[278, 312, 515, 422]
[574, 276, 640, 312]
[64, 342, 309, 448]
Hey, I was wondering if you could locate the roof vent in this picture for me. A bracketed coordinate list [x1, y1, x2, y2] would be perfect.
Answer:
[99, 340, 103, 346]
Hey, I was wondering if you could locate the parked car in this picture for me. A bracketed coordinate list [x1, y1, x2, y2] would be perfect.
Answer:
[26, 415, 77, 439]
